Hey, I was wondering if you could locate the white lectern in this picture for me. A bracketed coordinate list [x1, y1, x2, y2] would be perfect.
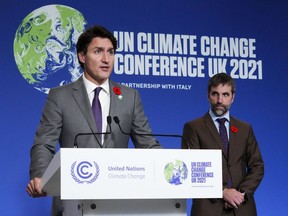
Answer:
[42, 148, 222, 216]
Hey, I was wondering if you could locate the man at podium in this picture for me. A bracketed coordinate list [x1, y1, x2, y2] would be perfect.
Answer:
[26, 25, 161, 215]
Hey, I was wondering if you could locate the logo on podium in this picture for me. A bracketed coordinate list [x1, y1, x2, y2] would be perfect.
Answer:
[164, 160, 188, 185]
[71, 161, 99, 184]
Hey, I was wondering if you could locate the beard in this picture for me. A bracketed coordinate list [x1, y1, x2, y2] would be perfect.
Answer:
[211, 104, 230, 116]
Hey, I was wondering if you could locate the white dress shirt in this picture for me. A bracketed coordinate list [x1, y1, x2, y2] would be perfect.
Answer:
[83, 75, 110, 144]
[209, 109, 230, 139]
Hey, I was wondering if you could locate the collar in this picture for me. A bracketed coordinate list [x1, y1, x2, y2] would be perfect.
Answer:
[209, 109, 230, 123]
[82, 75, 110, 95]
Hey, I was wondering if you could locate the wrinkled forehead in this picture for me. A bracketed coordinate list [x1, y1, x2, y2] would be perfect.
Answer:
[209, 83, 234, 94]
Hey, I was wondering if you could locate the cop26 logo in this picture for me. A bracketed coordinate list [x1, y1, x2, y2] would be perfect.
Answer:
[164, 160, 188, 185]
[71, 161, 99, 184]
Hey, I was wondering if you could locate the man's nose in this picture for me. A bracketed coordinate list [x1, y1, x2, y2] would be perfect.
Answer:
[217, 95, 223, 103]
[101, 53, 109, 62]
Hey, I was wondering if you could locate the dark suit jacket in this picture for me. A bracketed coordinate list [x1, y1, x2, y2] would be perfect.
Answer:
[182, 113, 264, 216]
[29, 76, 161, 215]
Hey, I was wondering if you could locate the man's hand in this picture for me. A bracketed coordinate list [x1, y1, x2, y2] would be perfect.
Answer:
[26, 178, 47, 197]
[223, 188, 245, 209]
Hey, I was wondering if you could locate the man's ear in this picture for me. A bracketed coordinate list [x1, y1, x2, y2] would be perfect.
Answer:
[78, 52, 85, 64]
[232, 93, 235, 103]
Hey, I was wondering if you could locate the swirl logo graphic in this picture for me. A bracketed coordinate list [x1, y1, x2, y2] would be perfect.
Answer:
[71, 161, 99, 184]
[164, 160, 188, 185]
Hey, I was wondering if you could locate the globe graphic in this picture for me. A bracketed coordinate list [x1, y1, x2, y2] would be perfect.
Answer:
[13, 5, 87, 94]
[164, 160, 188, 185]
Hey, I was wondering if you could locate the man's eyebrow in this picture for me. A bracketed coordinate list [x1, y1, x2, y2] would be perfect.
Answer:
[93, 46, 104, 49]
[93, 46, 114, 50]
[221, 92, 231, 96]
[210, 91, 230, 94]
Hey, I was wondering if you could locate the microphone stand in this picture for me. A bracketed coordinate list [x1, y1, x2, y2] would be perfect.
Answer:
[74, 116, 112, 148]
[113, 116, 189, 148]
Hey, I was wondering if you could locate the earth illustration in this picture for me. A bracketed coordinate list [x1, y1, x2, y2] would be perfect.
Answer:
[164, 160, 188, 185]
[13, 5, 87, 94]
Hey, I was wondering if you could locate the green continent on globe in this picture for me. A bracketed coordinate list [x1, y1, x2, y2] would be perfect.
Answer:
[164, 160, 188, 185]
[13, 5, 87, 93]
[164, 163, 175, 181]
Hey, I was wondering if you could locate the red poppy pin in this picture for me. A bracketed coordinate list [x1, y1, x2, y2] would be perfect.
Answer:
[231, 126, 238, 133]
[113, 86, 123, 100]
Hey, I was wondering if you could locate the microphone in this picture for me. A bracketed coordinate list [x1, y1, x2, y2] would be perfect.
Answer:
[74, 116, 112, 148]
[107, 115, 112, 132]
[113, 116, 186, 146]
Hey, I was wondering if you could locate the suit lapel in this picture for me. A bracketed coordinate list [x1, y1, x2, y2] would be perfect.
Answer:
[203, 113, 228, 158]
[103, 81, 120, 147]
[228, 116, 238, 156]
[108, 81, 117, 119]
[72, 77, 97, 133]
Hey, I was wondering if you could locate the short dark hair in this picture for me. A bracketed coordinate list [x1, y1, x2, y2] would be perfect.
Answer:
[76, 25, 117, 68]
[208, 73, 236, 94]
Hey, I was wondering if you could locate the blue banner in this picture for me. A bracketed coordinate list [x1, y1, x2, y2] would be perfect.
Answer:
[1, 0, 287, 215]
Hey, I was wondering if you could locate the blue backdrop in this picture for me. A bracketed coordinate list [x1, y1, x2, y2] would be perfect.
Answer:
[1, 0, 287, 215]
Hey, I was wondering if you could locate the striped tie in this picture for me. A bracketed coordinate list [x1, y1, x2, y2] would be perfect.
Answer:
[217, 118, 232, 187]
[217, 118, 229, 154]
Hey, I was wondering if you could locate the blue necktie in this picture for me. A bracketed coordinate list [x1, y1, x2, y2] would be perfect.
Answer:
[217, 118, 232, 187]
[217, 118, 229, 154]
[92, 87, 102, 136]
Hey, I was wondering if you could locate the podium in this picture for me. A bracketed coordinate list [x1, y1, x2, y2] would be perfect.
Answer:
[42, 148, 222, 215]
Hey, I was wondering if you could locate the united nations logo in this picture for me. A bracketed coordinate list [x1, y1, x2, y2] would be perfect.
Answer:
[164, 160, 188, 185]
[71, 161, 99, 184]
